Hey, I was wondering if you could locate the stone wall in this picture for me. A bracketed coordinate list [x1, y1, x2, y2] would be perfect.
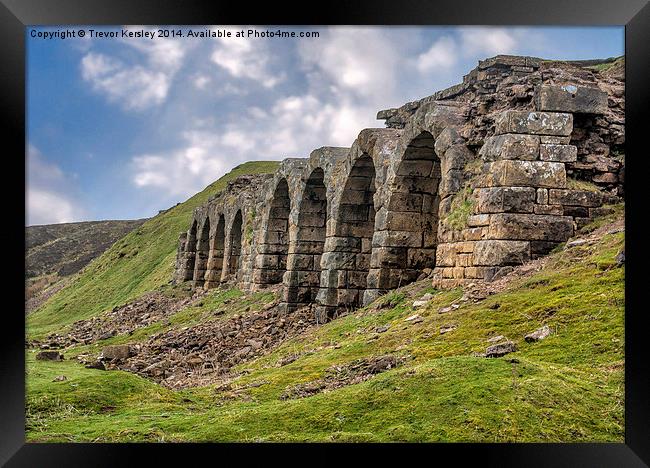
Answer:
[172, 55, 624, 320]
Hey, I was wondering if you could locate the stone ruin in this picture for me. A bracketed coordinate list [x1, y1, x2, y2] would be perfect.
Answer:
[173, 55, 624, 321]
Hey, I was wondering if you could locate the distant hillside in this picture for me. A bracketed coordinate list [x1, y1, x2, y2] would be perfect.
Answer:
[27, 161, 280, 337]
[26, 220, 146, 279]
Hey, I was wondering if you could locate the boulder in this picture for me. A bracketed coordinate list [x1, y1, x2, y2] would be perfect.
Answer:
[36, 351, 63, 361]
[524, 325, 551, 342]
[485, 341, 518, 357]
[100, 345, 133, 361]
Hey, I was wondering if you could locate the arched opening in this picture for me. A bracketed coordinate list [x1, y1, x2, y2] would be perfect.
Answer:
[183, 220, 198, 281]
[317, 155, 376, 315]
[225, 210, 243, 280]
[255, 178, 290, 286]
[283, 168, 327, 310]
[205, 214, 225, 289]
[365, 131, 441, 303]
[192, 217, 210, 287]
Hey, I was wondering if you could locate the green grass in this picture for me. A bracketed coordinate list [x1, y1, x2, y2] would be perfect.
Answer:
[27, 161, 279, 340]
[26, 221, 625, 442]
[444, 185, 475, 230]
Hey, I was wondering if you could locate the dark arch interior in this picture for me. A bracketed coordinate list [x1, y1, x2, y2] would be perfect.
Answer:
[373, 131, 441, 290]
[286, 168, 327, 305]
[184, 220, 198, 281]
[205, 214, 225, 288]
[331, 155, 376, 308]
[193, 218, 211, 286]
[262, 178, 291, 284]
[227, 210, 243, 278]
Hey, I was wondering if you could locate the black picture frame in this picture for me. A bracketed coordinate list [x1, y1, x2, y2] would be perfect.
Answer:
[3, 0, 648, 465]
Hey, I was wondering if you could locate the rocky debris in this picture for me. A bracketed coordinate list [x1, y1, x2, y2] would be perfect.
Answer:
[412, 293, 434, 308]
[375, 325, 390, 333]
[36, 351, 63, 361]
[276, 354, 301, 367]
[486, 341, 518, 358]
[565, 239, 589, 249]
[524, 325, 551, 342]
[52, 375, 67, 382]
[404, 314, 423, 324]
[280, 354, 407, 400]
[438, 304, 460, 314]
[440, 324, 458, 334]
[32, 291, 206, 350]
[110, 305, 316, 389]
[615, 250, 625, 267]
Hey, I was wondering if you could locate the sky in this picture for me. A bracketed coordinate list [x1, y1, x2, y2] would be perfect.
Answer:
[26, 26, 624, 225]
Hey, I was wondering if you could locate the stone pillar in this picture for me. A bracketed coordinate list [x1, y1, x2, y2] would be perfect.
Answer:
[432, 109, 613, 287]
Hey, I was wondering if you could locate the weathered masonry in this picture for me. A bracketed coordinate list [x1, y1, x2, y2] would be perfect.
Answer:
[173, 55, 624, 320]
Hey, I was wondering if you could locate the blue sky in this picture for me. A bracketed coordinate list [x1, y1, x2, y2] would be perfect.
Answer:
[26, 26, 623, 225]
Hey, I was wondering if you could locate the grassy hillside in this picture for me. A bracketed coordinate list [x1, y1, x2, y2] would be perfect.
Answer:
[27, 161, 280, 339]
[26, 209, 624, 442]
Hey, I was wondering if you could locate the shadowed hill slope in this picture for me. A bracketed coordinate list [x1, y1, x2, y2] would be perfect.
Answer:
[27, 161, 280, 338]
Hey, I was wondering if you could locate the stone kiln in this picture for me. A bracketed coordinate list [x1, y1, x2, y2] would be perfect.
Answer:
[173, 55, 624, 321]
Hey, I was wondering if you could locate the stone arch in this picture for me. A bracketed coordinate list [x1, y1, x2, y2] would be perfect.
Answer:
[282, 167, 327, 311]
[364, 130, 441, 304]
[254, 178, 291, 286]
[317, 154, 376, 316]
[183, 220, 198, 281]
[224, 210, 243, 280]
[192, 217, 210, 287]
[204, 213, 226, 289]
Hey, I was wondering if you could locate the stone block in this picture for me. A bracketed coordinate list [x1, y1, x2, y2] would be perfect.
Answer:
[463, 227, 486, 241]
[434, 127, 464, 155]
[324, 236, 361, 252]
[536, 188, 548, 205]
[372, 230, 423, 248]
[539, 144, 577, 162]
[370, 246, 407, 268]
[396, 160, 434, 177]
[435, 243, 458, 267]
[534, 204, 563, 215]
[479, 134, 539, 161]
[593, 172, 619, 184]
[477, 187, 536, 213]
[548, 189, 603, 207]
[535, 84, 608, 114]
[473, 240, 530, 266]
[388, 192, 423, 213]
[443, 145, 474, 172]
[407, 248, 436, 268]
[487, 213, 574, 242]
[321, 251, 356, 270]
[487, 160, 566, 188]
[540, 135, 570, 145]
[494, 110, 573, 136]
[467, 214, 490, 227]
[563, 205, 589, 218]
[286, 254, 313, 270]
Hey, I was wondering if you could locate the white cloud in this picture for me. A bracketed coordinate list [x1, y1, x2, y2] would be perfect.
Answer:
[417, 35, 458, 72]
[211, 27, 283, 88]
[80, 26, 191, 111]
[298, 27, 401, 101]
[26, 145, 85, 225]
[459, 27, 518, 57]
